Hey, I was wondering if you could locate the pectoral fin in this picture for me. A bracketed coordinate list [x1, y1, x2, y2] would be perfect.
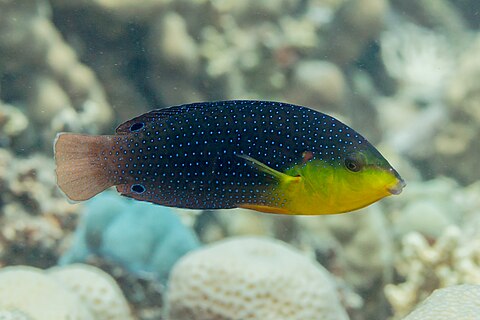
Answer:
[236, 154, 300, 184]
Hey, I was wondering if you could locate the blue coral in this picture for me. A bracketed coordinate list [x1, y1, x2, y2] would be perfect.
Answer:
[60, 192, 200, 283]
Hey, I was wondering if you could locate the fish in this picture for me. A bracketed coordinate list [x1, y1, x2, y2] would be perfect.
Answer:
[54, 100, 405, 215]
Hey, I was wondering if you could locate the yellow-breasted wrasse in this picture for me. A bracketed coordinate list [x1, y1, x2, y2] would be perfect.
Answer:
[54, 100, 405, 215]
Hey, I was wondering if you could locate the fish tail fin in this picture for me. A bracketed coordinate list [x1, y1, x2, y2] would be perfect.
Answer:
[54, 133, 115, 201]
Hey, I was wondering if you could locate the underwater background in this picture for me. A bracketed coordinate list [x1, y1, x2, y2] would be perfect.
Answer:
[1, 0, 480, 319]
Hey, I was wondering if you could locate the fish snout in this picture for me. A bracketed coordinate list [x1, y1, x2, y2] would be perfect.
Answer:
[386, 167, 405, 195]
[387, 177, 406, 195]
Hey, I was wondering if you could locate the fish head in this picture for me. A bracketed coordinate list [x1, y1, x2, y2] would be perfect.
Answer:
[327, 142, 405, 212]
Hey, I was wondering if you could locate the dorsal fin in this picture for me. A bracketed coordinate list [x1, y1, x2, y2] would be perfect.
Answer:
[115, 103, 211, 134]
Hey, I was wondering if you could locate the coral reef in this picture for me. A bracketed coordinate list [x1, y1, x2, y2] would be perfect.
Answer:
[435, 34, 480, 185]
[379, 18, 480, 185]
[378, 21, 453, 160]
[0, 0, 479, 319]
[388, 0, 467, 36]
[48, 264, 133, 320]
[194, 208, 299, 245]
[296, 205, 393, 318]
[0, 101, 28, 149]
[0, 264, 132, 320]
[323, 0, 388, 66]
[143, 0, 351, 110]
[166, 236, 349, 320]
[287, 60, 346, 112]
[0, 0, 113, 152]
[0, 265, 94, 320]
[0, 149, 79, 268]
[60, 192, 200, 284]
[402, 285, 480, 320]
[385, 224, 480, 319]
[380, 21, 453, 103]
[383, 179, 480, 319]
[51, 0, 171, 22]
[388, 178, 464, 240]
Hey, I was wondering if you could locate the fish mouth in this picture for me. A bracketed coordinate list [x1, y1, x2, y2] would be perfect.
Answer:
[387, 178, 406, 195]
[386, 167, 405, 195]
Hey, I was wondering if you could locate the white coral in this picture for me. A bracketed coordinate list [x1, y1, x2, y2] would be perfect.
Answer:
[0, 266, 94, 320]
[381, 21, 454, 102]
[166, 236, 348, 320]
[49, 264, 134, 320]
[385, 224, 480, 319]
[402, 285, 480, 320]
[0, 264, 132, 320]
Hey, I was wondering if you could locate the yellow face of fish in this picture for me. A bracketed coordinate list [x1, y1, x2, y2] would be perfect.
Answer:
[295, 150, 403, 215]
[247, 147, 405, 215]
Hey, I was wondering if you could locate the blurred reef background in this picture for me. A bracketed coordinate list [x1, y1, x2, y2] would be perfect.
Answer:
[1, 0, 480, 319]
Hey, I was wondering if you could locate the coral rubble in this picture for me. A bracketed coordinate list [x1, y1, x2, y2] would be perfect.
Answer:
[0, 150, 79, 268]
[385, 225, 480, 319]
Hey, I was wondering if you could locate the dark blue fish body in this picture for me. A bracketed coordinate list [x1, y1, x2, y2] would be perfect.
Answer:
[108, 101, 359, 208]
[55, 100, 405, 215]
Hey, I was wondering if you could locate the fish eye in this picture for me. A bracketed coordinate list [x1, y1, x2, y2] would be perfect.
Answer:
[130, 122, 144, 132]
[344, 154, 365, 172]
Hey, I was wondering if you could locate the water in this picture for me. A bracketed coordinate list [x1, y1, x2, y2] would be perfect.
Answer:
[1, 0, 480, 319]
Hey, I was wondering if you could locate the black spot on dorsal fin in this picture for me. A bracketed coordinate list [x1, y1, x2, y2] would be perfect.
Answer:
[115, 102, 212, 134]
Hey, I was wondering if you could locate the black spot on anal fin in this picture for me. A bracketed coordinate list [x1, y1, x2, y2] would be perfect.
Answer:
[116, 184, 148, 202]
[131, 184, 146, 193]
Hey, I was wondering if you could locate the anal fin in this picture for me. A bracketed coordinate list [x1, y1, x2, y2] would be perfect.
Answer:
[238, 204, 291, 215]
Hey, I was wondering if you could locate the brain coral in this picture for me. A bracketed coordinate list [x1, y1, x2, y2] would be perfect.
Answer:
[0, 264, 132, 320]
[48, 264, 133, 320]
[166, 236, 348, 320]
[402, 285, 480, 320]
[0, 266, 94, 320]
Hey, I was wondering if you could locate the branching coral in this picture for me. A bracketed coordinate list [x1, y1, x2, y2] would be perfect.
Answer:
[385, 225, 480, 319]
